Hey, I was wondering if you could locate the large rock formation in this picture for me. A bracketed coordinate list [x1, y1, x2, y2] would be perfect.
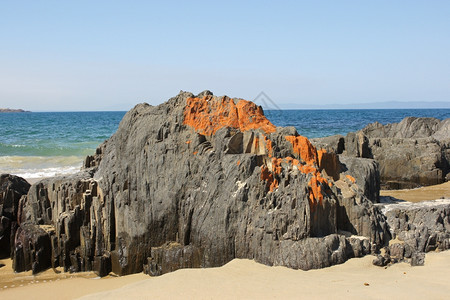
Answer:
[10, 91, 390, 276]
[7, 91, 449, 276]
[312, 117, 450, 189]
[0, 174, 30, 258]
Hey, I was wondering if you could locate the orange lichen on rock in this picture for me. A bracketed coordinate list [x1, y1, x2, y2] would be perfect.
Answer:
[308, 173, 328, 207]
[260, 157, 283, 192]
[237, 160, 240, 166]
[282, 136, 333, 210]
[183, 96, 276, 136]
[260, 165, 273, 183]
[346, 174, 356, 183]
[285, 135, 318, 166]
[264, 136, 273, 158]
[235, 100, 277, 133]
[193, 151, 198, 155]
[317, 149, 326, 165]
[299, 164, 317, 174]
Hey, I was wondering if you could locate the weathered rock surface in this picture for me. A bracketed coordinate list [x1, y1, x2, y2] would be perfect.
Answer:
[311, 117, 450, 189]
[381, 198, 450, 254]
[9, 91, 448, 276]
[0, 174, 30, 258]
[11, 91, 392, 276]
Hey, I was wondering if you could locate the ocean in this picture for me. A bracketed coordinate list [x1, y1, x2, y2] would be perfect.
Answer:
[1, 109, 449, 180]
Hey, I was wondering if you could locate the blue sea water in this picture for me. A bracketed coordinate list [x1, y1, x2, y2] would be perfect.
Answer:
[265, 109, 450, 138]
[0, 111, 126, 178]
[1, 109, 449, 179]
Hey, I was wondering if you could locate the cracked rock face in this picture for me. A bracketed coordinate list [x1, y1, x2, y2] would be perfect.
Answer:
[381, 198, 450, 254]
[10, 91, 391, 276]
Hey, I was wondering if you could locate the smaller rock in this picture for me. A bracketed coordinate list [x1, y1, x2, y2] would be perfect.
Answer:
[93, 253, 111, 277]
[372, 254, 390, 267]
[411, 252, 425, 266]
[389, 243, 405, 261]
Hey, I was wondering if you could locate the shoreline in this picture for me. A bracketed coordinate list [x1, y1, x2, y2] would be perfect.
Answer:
[1, 251, 450, 299]
[380, 181, 450, 202]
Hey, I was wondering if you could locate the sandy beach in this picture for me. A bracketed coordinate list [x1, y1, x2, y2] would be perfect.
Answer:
[1, 251, 449, 300]
[1, 183, 448, 299]
[380, 181, 450, 202]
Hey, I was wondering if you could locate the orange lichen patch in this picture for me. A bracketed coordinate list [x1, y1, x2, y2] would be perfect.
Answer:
[193, 151, 198, 155]
[284, 157, 300, 166]
[346, 174, 356, 183]
[235, 100, 277, 133]
[237, 160, 240, 166]
[185, 140, 191, 144]
[264, 136, 273, 158]
[260, 165, 273, 182]
[272, 157, 283, 175]
[308, 174, 328, 207]
[317, 149, 326, 165]
[299, 164, 317, 174]
[252, 137, 260, 154]
[285, 135, 318, 166]
[183, 96, 276, 136]
[260, 157, 283, 192]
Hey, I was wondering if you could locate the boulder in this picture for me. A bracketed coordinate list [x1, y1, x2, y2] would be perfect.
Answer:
[13, 223, 51, 274]
[0, 174, 30, 258]
[381, 199, 450, 253]
[13, 91, 393, 276]
[312, 117, 450, 189]
[373, 198, 450, 266]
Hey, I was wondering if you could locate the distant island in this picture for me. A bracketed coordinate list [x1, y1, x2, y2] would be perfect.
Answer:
[0, 108, 30, 113]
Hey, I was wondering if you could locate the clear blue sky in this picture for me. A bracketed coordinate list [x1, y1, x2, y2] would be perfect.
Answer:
[1, 0, 449, 111]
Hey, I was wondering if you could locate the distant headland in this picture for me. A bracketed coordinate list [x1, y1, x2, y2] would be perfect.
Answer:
[0, 108, 30, 113]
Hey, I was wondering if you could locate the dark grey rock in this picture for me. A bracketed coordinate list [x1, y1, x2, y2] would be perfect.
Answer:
[411, 252, 425, 266]
[10, 91, 449, 276]
[310, 135, 345, 154]
[372, 254, 390, 267]
[0, 174, 30, 258]
[13, 223, 51, 274]
[144, 242, 203, 276]
[377, 198, 450, 266]
[339, 156, 380, 202]
[312, 117, 450, 189]
[389, 243, 405, 260]
[93, 253, 111, 277]
[10, 91, 394, 276]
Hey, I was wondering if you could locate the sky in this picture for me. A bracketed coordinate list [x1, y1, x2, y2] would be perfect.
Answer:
[1, 0, 449, 111]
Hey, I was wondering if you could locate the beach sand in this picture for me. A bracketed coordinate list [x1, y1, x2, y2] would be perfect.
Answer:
[0, 258, 147, 300]
[380, 181, 450, 202]
[1, 182, 449, 299]
[1, 251, 449, 300]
